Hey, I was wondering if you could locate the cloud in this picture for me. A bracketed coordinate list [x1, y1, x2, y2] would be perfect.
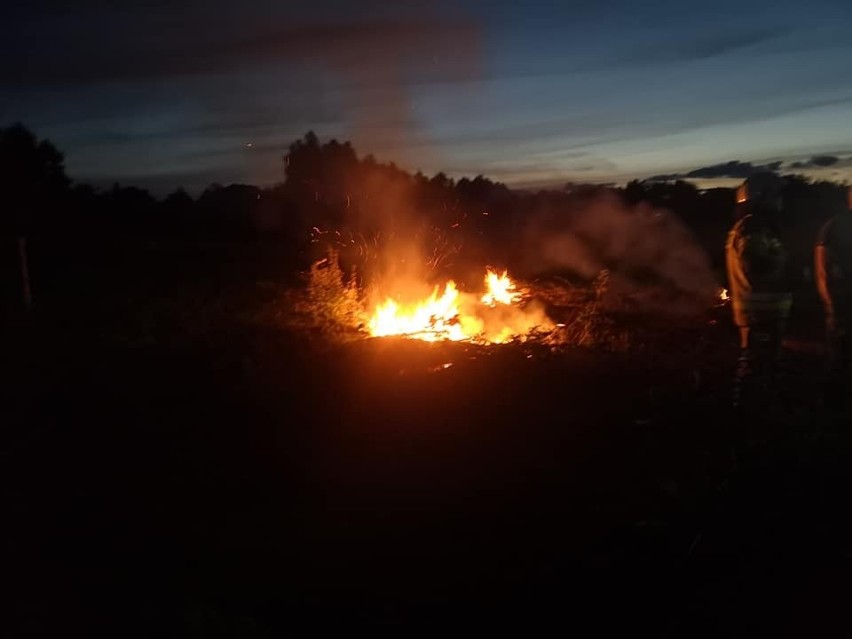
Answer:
[649, 160, 783, 181]
[789, 154, 841, 169]
[649, 153, 852, 186]
[1, 7, 483, 189]
[426, 94, 852, 170]
[811, 155, 840, 167]
[617, 27, 785, 66]
[0, 18, 480, 87]
[78, 101, 341, 147]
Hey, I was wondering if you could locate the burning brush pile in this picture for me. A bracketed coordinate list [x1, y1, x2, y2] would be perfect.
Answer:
[299, 250, 555, 345]
[285, 191, 721, 350]
[367, 266, 552, 343]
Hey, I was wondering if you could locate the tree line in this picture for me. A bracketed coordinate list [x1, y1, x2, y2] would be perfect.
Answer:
[2, 124, 848, 280]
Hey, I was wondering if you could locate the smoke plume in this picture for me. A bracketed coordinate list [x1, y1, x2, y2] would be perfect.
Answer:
[525, 191, 718, 312]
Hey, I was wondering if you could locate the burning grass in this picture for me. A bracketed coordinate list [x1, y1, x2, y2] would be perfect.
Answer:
[288, 250, 639, 350]
[278, 230, 735, 356]
[297, 250, 555, 344]
[366, 267, 552, 343]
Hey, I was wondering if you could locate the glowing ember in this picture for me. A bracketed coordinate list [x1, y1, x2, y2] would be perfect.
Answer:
[719, 288, 730, 302]
[366, 269, 551, 343]
[481, 268, 522, 307]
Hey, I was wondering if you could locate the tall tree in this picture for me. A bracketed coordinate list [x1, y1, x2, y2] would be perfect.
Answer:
[0, 124, 69, 308]
[0, 123, 69, 234]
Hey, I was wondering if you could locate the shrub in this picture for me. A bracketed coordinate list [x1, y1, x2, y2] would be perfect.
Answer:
[296, 249, 364, 336]
[550, 270, 629, 350]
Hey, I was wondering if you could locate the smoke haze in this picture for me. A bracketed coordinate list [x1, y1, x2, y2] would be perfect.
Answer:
[525, 191, 719, 312]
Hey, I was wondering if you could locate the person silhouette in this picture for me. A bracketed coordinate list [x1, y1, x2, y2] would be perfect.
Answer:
[725, 174, 792, 412]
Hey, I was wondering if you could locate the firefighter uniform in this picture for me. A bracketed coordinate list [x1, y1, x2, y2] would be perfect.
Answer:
[725, 178, 793, 410]
[814, 187, 852, 410]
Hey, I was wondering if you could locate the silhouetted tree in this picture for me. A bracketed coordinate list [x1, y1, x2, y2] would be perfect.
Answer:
[0, 123, 69, 235]
[163, 187, 193, 210]
[158, 188, 195, 235]
[0, 124, 70, 308]
[779, 174, 848, 283]
[3, 124, 850, 306]
[197, 183, 261, 237]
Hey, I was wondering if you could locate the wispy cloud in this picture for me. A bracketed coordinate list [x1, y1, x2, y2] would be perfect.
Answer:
[788, 154, 841, 169]
[615, 27, 787, 66]
[1, 18, 480, 86]
[649, 160, 784, 181]
[647, 152, 852, 186]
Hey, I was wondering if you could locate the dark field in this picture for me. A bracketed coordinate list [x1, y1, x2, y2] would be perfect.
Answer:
[3, 237, 851, 636]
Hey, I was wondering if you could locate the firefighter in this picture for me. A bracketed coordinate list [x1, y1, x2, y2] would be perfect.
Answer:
[814, 186, 852, 411]
[725, 174, 793, 411]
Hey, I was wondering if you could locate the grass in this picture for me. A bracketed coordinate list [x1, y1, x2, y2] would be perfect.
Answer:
[2, 236, 845, 634]
[284, 249, 365, 341]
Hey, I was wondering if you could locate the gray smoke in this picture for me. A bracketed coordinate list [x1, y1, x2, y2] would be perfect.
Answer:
[526, 191, 719, 312]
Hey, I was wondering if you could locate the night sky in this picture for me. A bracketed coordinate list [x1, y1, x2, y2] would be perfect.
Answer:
[5, 0, 852, 195]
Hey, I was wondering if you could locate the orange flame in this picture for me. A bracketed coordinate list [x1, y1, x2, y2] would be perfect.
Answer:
[481, 268, 522, 307]
[367, 280, 473, 342]
[366, 269, 551, 343]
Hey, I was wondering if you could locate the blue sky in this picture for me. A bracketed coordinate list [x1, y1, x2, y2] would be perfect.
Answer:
[4, 0, 852, 194]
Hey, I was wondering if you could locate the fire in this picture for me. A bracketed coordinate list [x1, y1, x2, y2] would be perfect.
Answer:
[481, 269, 521, 307]
[367, 280, 472, 342]
[719, 287, 730, 302]
[366, 268, 551, 343]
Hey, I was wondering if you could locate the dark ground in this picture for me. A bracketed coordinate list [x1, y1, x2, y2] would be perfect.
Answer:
[2, 237, 852, 636]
